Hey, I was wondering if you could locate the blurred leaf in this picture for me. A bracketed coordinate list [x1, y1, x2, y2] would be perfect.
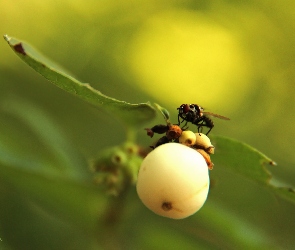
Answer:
[192, 201, 277, 249]
[210, 135, 295, 204]
[271, 186, 295, 205]
[1, 98, 88, 180]
[121, 191, 277, 249]
[0, 161, 106, 232]
[154, 103, 170, 122]
[159, 201, 277, 249]
[4, 35, 156, 129]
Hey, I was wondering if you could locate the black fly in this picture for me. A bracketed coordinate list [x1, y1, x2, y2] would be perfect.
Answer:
[177, 104, 230, 135]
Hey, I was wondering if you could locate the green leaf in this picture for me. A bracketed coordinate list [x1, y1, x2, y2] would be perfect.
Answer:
[154, 103, 170, 122]
[121, 191, 278, 249]
[271, 186, 295, 205]
[1, 98, 87, 179]
[0, 161, 106, 231]
[3, 35, 156, 129]
[210, 135, 295, 204]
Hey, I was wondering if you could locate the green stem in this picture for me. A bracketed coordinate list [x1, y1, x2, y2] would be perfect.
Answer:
[126, 128, 136, 143]
[98, 188, 129, 249]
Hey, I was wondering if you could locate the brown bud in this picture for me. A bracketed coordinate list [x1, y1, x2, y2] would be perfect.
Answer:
[166, 125, 182, 140]
[145, 128, 154, 138]
[145, 125, 169, 138]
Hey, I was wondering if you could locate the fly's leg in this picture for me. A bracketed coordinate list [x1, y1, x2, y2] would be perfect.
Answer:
[194, 116, 214, 135]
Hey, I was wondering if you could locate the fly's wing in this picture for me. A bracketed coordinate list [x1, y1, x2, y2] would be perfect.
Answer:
[202, 112, 230, 120]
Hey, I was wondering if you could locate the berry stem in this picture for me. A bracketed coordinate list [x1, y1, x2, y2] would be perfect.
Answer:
[98, 189, 129, 249]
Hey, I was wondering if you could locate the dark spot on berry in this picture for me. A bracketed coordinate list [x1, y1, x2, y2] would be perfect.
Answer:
[162, 202, 173, 211]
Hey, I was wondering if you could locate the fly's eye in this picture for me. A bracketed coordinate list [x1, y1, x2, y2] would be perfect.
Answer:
[183, 104, 190, 113]
[178, 104, 184, 109]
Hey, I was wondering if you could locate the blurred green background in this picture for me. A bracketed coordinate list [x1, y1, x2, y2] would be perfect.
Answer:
[1, 1, 295, 249]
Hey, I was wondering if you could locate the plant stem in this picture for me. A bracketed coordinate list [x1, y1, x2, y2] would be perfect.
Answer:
[98, 189, 129, 249]
[126, 128, 136, 143]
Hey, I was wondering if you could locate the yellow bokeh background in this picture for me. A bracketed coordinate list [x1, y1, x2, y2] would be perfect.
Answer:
[127, 10, 252, 112]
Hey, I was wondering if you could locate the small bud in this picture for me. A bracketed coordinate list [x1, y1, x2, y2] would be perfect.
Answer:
[166, 125, 182, 140]
[179, 130, 196, 146]
[146, 124, 169, 137]
[194, 133, 215, 154]
[206, 146, 215, 155]
[144, 128, 154, 138]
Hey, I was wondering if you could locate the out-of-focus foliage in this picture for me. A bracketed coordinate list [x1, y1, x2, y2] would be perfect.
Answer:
[1, 0, 295, 249]
[4, 35, 156, 129]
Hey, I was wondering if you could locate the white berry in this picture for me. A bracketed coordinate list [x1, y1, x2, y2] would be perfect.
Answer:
[179, 130, 196, 146]
[194, 133, 215, 154]
[136, 143, 210, 219]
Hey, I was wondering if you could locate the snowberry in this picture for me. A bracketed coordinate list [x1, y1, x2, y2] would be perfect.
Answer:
[179, 130, 196, 146]
[136, 143, 210, 219]
[194, 133, 215, 154]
